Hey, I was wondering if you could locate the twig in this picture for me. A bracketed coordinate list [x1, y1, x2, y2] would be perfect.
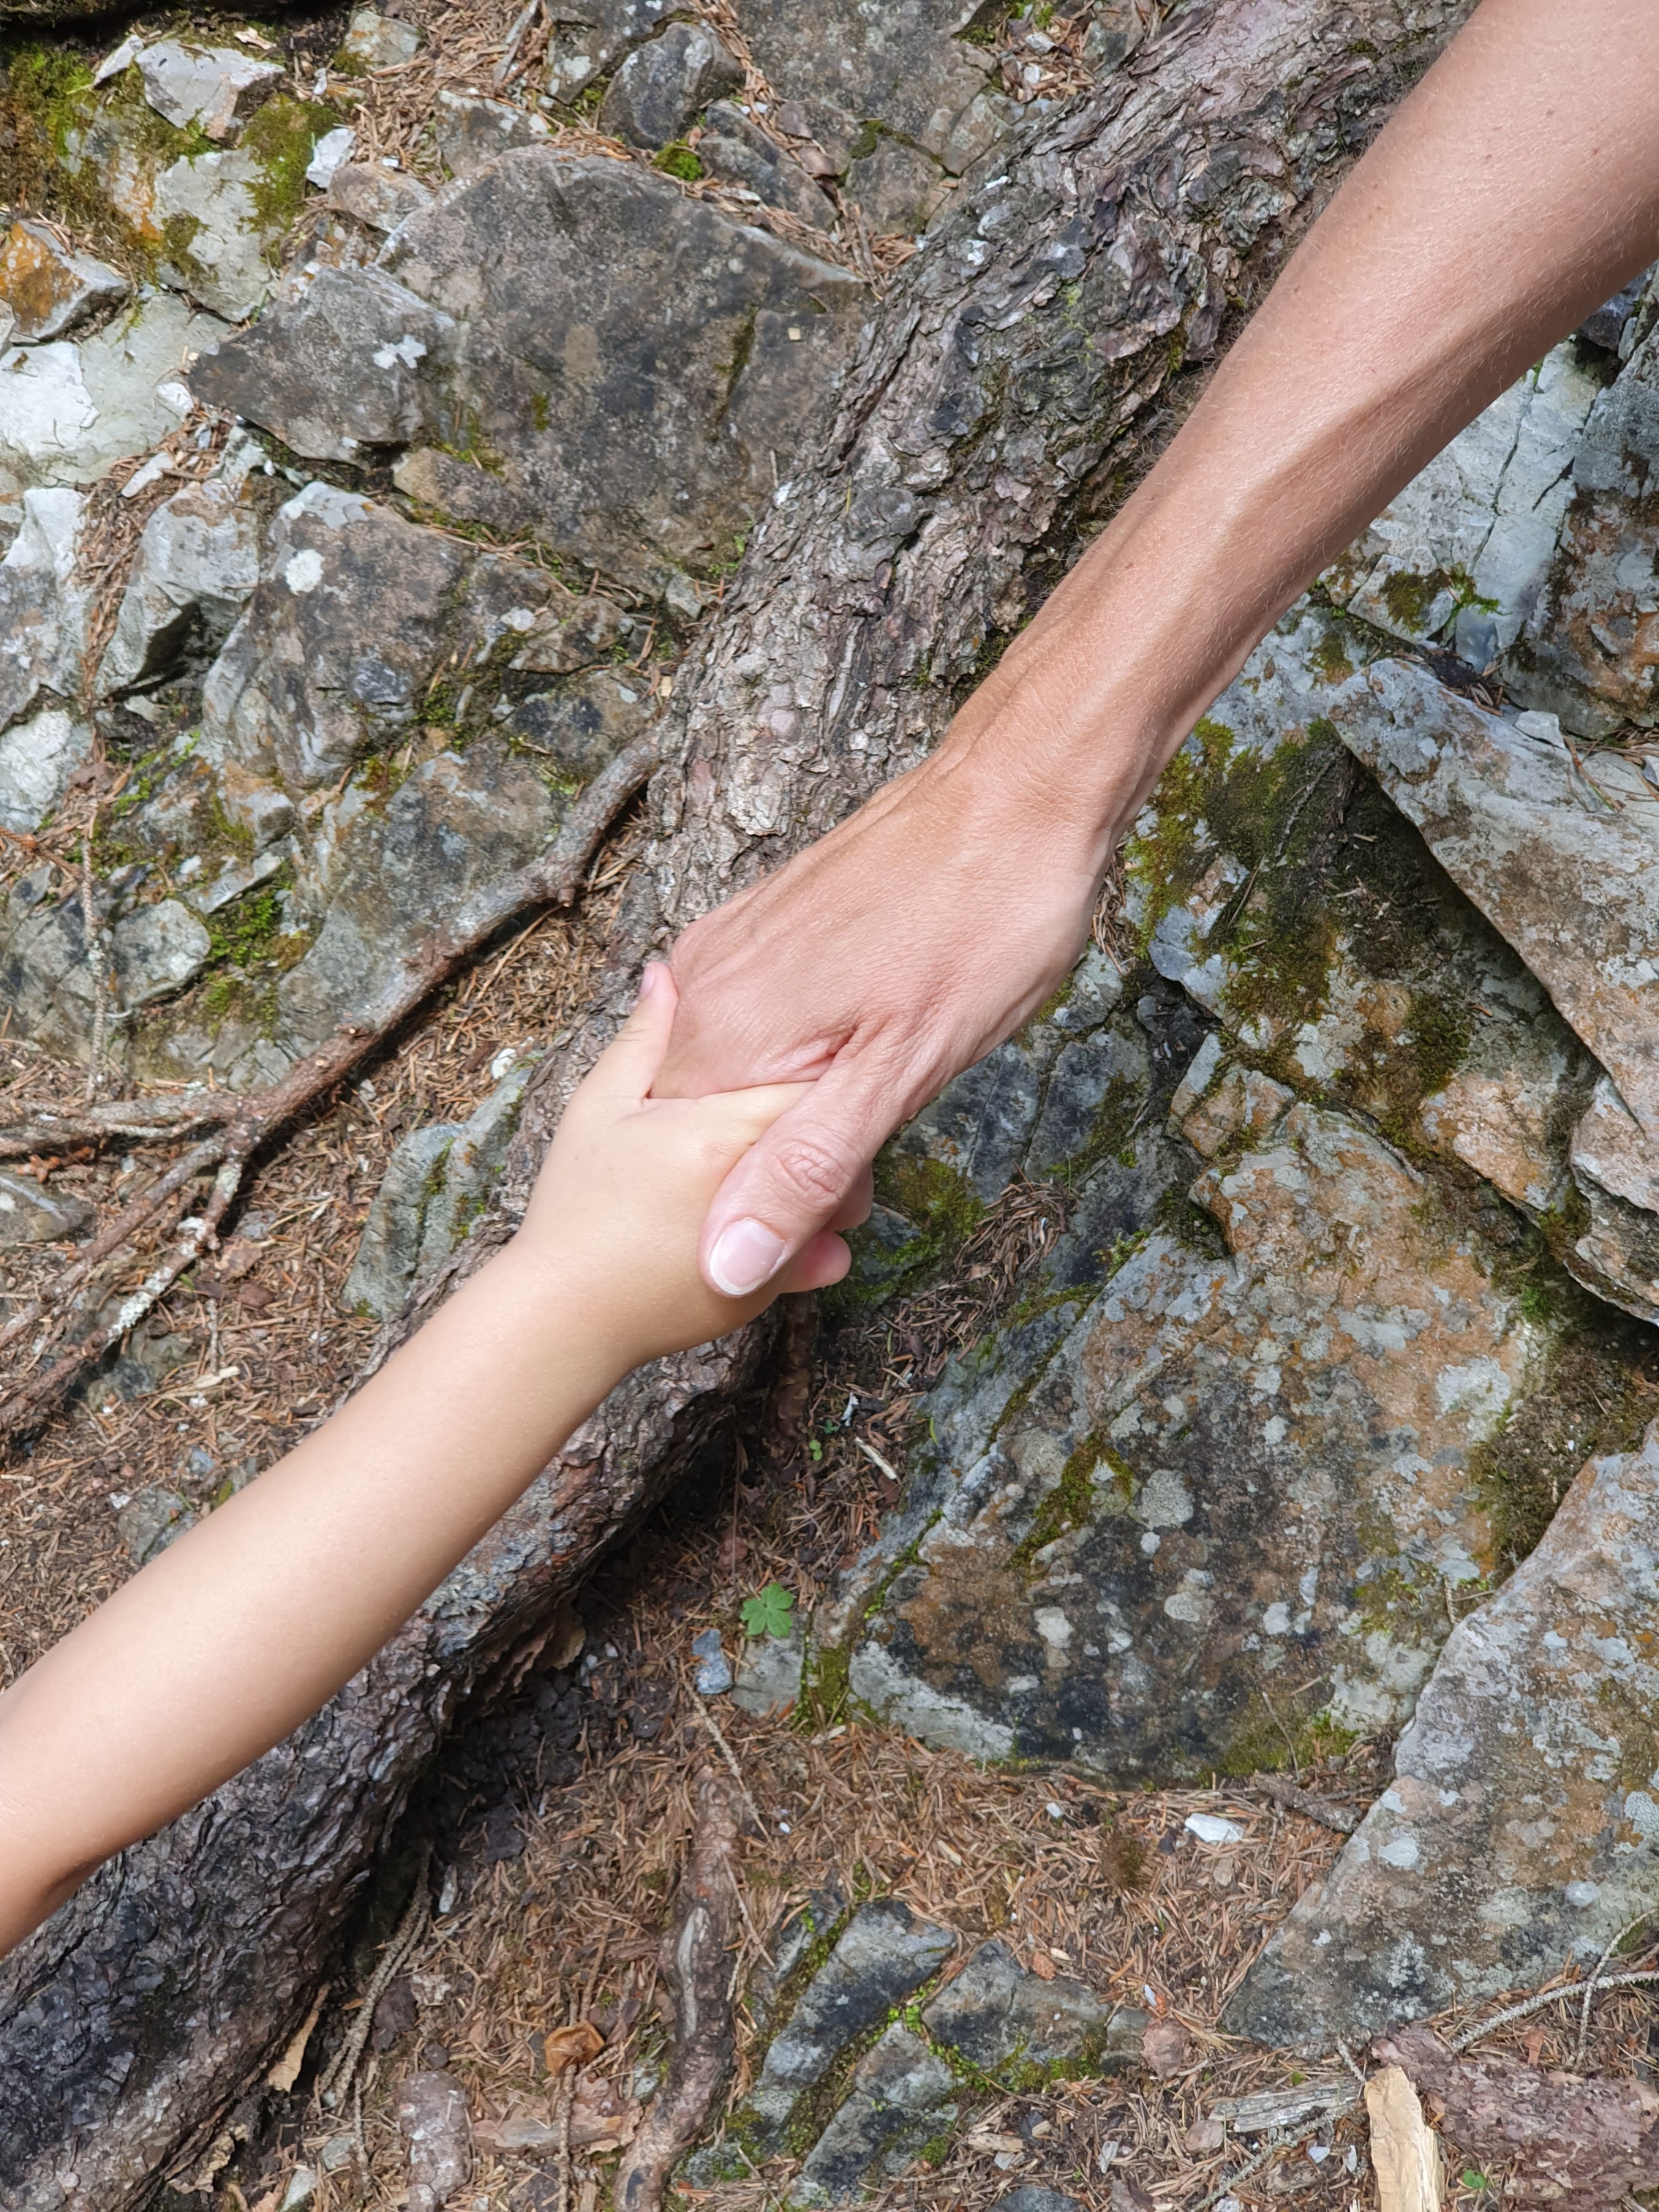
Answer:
[1250, 1772, 1362, 1835]
[79, 828, 111, 1105]
[0, 732, 655, 1448]
[556, 1990, 576, 2212]
[1198, 2113, 1334, 2208]
[317, 1852, 432, 2110]
[1451, 1968, 1659, 2054]
[685, 1688, 764, 1834]
[1577, 1916, 1653, 2068]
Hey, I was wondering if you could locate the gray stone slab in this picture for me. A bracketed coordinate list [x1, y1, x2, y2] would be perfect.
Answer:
[192, 268, 457, 464]
[0, 706, 91, 832]
[377, 150, 863, 593]
[922, 1939, 1144, 2080]
[788, 2023, 957, 2206]
[0, 1167, 93, 1245]
[598, 20, 742, 148]
[1230, 1418, 1659, 2048]
[343, 1122, 462, 1320]
[749, 1900, 954, 2147]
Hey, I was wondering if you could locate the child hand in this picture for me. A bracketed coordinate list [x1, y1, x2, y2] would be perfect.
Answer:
[516, 965, 862, 1377]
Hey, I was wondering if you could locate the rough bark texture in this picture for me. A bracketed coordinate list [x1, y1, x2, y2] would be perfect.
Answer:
[0, 4, 1472, 2203]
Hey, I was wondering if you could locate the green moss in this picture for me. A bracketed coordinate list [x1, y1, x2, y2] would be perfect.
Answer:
[655, 141, 704, 181]
[1216, 1698, 1357, 1780]
[1309, 631, 1354, 684]
[240, 96, 340, 238]
[853, 1149, 985, 1305]
[1013, 1434, 1133, 1566]
[530, 389, 551, 433]
[1469, 1274, 1659, 1573]
[1379, 567, 1446, 633]
[206, 884, 282, 967]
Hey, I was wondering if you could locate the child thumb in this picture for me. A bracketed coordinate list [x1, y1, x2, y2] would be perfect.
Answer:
[592, 961, 680, 1102]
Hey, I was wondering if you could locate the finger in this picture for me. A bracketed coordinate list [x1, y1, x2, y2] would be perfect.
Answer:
[699, 1058, 895, 1296]
[584, 963, 679, 1107]
[829, 1162, 874, 1235]
[778, 1229, 851, 1295]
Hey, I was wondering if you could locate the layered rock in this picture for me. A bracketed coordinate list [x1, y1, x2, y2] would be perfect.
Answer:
[1326, 659, 1659, 1322]
[197, 151, 866, 598]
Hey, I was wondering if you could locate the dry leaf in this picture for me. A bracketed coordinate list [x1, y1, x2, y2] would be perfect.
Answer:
[1366, 2063, 1445, 2212]
[1028, 1949, 1057, 1982]
[541, 2020, 605, 2077]
[1140, 2017, 1191, 2077]
[1185, 2114, 1226, 2152]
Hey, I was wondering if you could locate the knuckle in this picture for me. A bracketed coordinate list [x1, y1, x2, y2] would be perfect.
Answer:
[770, 1131, 855, 1211]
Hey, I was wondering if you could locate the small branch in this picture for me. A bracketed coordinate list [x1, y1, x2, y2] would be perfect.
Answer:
[613, 1772, 742, 2212]
[79, 828, 111, 1106]
[1250, 1772, 1363, 1835]
[1451, 1968, 1659, 2054]
[317, 1851, 432, 2110]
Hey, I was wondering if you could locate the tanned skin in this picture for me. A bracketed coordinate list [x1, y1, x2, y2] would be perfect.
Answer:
[659, 0, 1659, 1298]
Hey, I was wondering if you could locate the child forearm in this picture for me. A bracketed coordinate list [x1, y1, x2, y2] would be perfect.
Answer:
[0, 968, 851, 1957]
[0, 1242, 621, 1955]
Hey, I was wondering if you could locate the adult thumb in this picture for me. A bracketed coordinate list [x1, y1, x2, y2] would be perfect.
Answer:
[699, 1057, 892, 1296]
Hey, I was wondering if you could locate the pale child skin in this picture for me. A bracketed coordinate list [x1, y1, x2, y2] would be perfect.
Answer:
[0, 967, 857, 1957]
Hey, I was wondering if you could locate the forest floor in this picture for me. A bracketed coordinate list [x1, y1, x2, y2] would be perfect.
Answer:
[7, 848, 1645, 2209]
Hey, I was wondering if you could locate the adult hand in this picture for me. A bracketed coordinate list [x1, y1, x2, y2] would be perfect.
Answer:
[663, 730, 1110, 1296]
[662, 0, 1659, 1298]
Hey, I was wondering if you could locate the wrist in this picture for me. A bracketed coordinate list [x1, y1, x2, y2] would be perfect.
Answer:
[476, 1238, 636, 1412]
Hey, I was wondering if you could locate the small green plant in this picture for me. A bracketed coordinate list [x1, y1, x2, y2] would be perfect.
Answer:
[740, 1581, 796, 1640]
[1463, 2175, 1491, 2192]
[655, 142, 703, 181]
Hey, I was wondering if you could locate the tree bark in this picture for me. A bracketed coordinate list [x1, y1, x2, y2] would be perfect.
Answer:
[0, 4, 1471, 2202]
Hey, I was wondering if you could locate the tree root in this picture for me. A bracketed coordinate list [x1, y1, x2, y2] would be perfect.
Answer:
[0, 734, 655, 1453]
[613, 1770, 742, 2212]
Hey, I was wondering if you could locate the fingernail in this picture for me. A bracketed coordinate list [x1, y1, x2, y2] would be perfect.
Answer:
[636, 962, 663, 1004]
[709, 1218, 786, 1297]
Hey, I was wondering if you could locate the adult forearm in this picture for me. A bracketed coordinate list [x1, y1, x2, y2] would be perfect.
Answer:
[952, 0, 1659, 840]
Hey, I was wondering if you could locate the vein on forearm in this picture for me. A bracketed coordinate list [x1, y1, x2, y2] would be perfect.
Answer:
[966, 0, 1659, 829]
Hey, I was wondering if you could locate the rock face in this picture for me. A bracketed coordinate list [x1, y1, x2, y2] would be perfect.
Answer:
[597, 20, 743, 148]
[343, 1054, 543, 1320]
[1231, 1419, 1659, 2046]
[1519, 328, 1659, 736]
[200, 481, 547, 791]
[813, 1070, 1550, 1775]
[0, 487, 89, 727]
[742, 0, 1003, 178]
[0, 293, 228, 494]
[1328, 660, 1659, 1323]
[191, 268, 457, 465]
[922, 1939, 1143, 2081]
[0, 217, 127, 342]
[743, 1900, 955, 2153]
[198, 152, 865, 599]
[0, 705, 90, 832]
[1321, 339, 1600, 665]
[695, 1902, 1141, 2203]
[135, 41, 282, 140]
[0, 1167, 93, 1244]
[98, 478, 260, 696]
